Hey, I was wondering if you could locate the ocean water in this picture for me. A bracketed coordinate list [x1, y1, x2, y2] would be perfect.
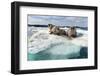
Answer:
[28, 26, 88, 61]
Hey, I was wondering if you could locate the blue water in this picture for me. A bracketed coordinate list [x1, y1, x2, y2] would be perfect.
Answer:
[28, 43, 88, 61]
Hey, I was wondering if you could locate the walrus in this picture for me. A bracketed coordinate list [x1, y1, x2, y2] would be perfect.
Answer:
[48, 24, 66, 35]
[66, 26, 77, 38]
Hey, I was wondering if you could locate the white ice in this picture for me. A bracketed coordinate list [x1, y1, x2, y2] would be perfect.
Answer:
[28, 27, 88, 55]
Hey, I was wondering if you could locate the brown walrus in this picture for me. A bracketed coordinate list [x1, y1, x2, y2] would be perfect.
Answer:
[48, 24, 77, 39]
[48, 24, 66, 35]
[66, 26, 77, 38]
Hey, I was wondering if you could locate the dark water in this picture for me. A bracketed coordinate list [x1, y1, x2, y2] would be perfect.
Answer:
[69, 47, 88, 59]
[28, 47, 88, 61]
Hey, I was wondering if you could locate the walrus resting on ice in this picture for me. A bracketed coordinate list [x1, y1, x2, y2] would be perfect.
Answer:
[66, 26, 77, 38]
[48, 24, 77, 39]
[48, 24, 66, 35]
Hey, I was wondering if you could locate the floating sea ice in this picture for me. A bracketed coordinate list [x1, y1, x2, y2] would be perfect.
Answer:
[28, 28, 87, 57]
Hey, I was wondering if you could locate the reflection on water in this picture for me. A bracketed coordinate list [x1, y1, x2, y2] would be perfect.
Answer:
[28, 42, 88, 61]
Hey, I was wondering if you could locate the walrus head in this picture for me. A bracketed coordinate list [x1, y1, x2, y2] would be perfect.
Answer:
[70, 26, 77, 37]
[48, 24, 55, 34]
[48, 24, 54, 29]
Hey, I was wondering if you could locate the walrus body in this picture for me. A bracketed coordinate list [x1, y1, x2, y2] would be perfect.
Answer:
[48, 24, 66, 35]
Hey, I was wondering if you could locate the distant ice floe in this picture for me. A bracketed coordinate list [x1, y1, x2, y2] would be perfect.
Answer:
[28, 27, 88, 55]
